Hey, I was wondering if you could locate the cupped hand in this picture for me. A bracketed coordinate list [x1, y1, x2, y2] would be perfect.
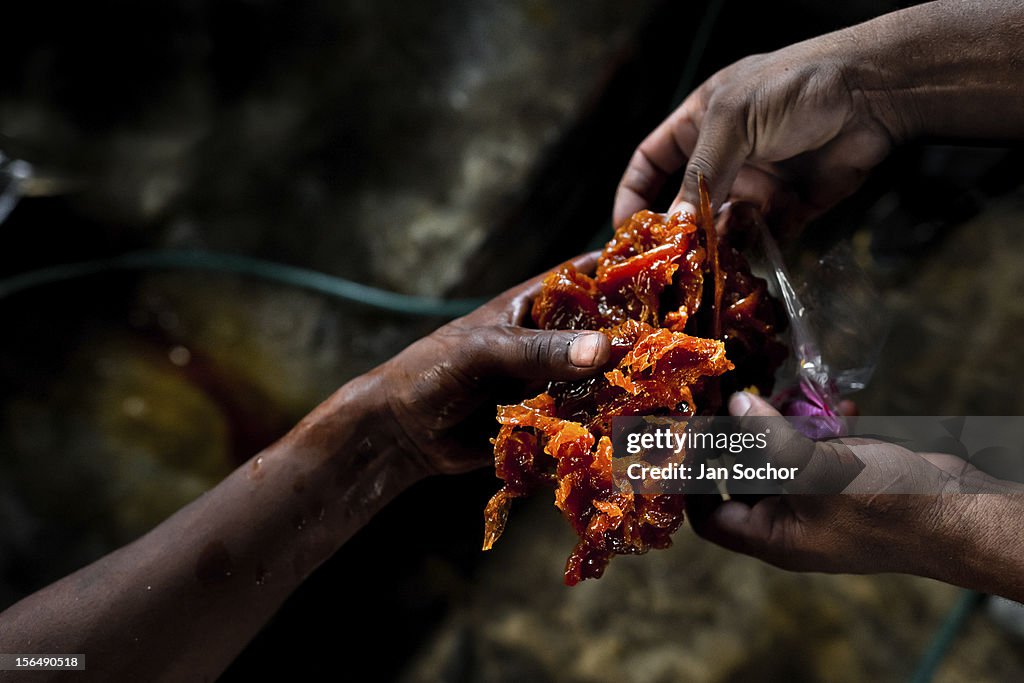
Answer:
[686, 392, 1009, 578]
[373, 253, 610, 476]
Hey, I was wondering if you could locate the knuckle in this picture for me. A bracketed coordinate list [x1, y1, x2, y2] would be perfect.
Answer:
[619, 166, 652, 197]
[629, 147, 651, 170]
[620, 148, 666, 198]
[456, 326, 493, 370]
[685, 155, 714, 184]
[523, 331, 559, 368]
[707, 87, 748, 117]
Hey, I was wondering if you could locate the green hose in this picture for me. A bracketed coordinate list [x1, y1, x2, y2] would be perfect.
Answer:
[0, 249, 486, 317]
[909, 590, 983, 683]
[3, 1, 728, 317]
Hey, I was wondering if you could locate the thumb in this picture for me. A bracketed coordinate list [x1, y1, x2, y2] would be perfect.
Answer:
[729, 391, 816, 472]
[730, 391, 864, 494]
[471, 327, 611, 382]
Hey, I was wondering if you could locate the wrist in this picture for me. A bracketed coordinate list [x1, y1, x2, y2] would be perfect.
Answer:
[291, 370, 432, 486]
[920, 494, 1024, 600]
[959, 494, 1024, 601]
[832, 0, 1024, 144]
[825, 22, 923, 145]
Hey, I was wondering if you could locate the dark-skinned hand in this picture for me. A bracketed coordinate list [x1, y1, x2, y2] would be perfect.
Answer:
[373, 252, 609, 475]
[686, 392, 1024, 602]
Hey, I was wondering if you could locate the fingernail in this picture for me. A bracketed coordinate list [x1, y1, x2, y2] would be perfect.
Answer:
[669, 201, 699, 220]
[569, 333, 604, 367]
[728, 391, 753, 416]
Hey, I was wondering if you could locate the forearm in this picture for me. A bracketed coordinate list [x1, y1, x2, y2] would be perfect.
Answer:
[920, 494, 1024, 602]
[838, 0, 1024, 142]
[0, 370, 425, 682]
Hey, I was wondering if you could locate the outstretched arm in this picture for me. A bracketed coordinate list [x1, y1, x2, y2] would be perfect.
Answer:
[0, 255, 610, 682]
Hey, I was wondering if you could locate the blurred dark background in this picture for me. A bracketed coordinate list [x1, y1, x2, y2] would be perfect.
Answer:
[2, 1, 1024, 681]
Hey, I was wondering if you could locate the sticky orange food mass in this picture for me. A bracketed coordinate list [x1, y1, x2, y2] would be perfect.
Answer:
[484, 196, 787, 585]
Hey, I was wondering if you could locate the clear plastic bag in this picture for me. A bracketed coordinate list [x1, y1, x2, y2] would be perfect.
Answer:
[739, 205, 889, 415]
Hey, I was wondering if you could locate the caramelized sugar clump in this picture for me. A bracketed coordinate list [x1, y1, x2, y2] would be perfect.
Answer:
[484, 200, 786, 585]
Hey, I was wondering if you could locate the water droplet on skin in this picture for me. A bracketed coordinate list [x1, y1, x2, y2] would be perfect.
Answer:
[249, 456, 265, 480]
[316, 505, 325, 522]
[293, 515, 306, 531]
[255, 563, 269, 586]
[146, 585, 152, 591]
